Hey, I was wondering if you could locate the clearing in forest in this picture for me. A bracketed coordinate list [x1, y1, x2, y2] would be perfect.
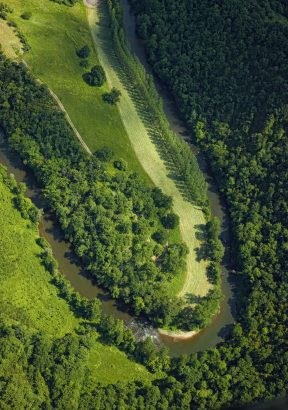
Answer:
[85, 3, 211, 299]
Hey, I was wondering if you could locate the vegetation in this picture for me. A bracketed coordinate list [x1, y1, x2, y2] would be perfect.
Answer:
[0, 164, 154, 406]
[0, 54, 192, 328]
[20, 11, 32, 20]
[102, 87, 122, 104]
[50, 0, 78, 5]
[83, 64, 106, 86]
[5, 0, 149, 178]
[77, 44, 91, 59]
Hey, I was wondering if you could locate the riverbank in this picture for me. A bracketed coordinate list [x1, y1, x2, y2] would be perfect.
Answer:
[85, 0, 211, 302]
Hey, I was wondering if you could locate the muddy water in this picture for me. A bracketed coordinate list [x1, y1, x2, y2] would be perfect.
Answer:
[120, 0, 236, 355]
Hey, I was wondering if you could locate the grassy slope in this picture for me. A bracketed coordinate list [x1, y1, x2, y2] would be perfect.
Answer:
[0, 20, 22, 60]
[7, 0, 149, 181]
[87, 4, 211, 299]
[0, 173, 152, 385]
[1, 1, 182, 293]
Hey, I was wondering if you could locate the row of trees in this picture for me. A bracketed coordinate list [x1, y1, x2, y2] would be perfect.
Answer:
[106, 0, 208, 207]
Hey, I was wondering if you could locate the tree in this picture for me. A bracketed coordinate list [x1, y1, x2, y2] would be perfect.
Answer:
[102, 87, 121, 104]
[76, 45, 91, 59]
[161, 213, 179, 229]
[94, 147, 114, 162]
[21, 11, 32, 20]
[83, 65, 106, 87]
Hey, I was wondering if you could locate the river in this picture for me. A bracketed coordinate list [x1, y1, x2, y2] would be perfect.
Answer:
[0, 0, 236, 357]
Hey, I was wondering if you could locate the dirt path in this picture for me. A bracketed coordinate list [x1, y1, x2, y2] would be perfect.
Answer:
[48, 89, 92, 156]
[85, 3, 211, 299]
[22, 60, 92, 156]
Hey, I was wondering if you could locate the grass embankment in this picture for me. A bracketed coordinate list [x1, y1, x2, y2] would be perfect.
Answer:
[6, 0, 148, 180]
[0, 20, 22, 60]
[0, 167, 152, 385]
[86, 3, 211, 299]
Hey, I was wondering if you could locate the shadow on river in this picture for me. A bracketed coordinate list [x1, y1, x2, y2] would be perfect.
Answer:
[0, 1, 237, 356]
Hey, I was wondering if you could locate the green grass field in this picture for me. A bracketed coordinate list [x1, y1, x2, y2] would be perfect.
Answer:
[6, 0, 149, 181]
[0, 168, 152, 385]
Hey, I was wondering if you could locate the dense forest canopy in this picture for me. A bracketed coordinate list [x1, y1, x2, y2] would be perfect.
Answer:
[127, 0, 288, 405]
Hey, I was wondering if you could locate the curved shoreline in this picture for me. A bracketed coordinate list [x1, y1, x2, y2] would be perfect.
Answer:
[158, 328, 200, 341]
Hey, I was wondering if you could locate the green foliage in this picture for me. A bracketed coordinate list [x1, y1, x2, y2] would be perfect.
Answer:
[49, 0, 78, 6]
[20, 11, 32, 20]
[94, 146, 114, 162]
[102, 87, 122, 104]
[77, 44, 90, 59]
[161, 212, 179, 229]
[0, 2, 12, 20]
[106, 0, 208, 207]
[79, 59, 89, 68]
[83, 64, 106, 87]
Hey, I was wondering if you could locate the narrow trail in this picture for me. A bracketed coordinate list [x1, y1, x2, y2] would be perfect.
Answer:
[48, 89, 92, 156]
[22, 60, 92, 157]
[85, 2, 211, 299]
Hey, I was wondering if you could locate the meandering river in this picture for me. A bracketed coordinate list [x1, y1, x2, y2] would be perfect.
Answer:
[0, 0, 236, 356]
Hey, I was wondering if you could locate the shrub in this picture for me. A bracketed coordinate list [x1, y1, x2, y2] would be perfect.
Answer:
[94, 147, 114, 162]
[152, 230, 168, 244]
[161, 213, 180, 229]
[83, 65, 106, 87]
[21, 12, 32, 20]
[102, 87, 121, 104]
[113, 159, 127, 170]
[76, 45, 90, 59]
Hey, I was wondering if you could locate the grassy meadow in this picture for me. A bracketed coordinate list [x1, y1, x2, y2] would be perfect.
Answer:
[0, 20, 22, 60]
[6, 0, 149, 181]
[0, 168, 152, 385]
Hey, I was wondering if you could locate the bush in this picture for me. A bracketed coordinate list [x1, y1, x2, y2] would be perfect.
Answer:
[79, 59, 89, 68]
[94, 147, 114, 162]
[161, 213, 179, 229]
[152, 230, 168, 244]
[102, 87, 121, 104]
[21, 12, 32, 20]
[83, 65, 106, 87]
[76, 45, 90, 59]
[0, 2, 13, 20]
[113, 159, 127, 170]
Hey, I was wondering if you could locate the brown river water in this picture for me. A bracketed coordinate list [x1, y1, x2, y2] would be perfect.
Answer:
[0, 0, 236, 356]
